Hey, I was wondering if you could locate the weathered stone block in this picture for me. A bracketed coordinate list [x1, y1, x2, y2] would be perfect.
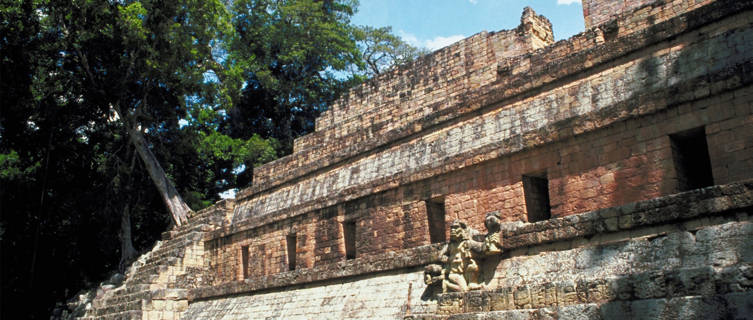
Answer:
[630, 298, 668, 320]
[723, 291, 753, 319]
[465, 291, 490, 313]
[437, 293, 465, 315]
[556, 281, 581, 306]
[632, 271, 667, 299]
[488, 288, 513, 311]
[665, 267, 715, 297]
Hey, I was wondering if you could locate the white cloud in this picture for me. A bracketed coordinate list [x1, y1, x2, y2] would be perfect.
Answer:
[398, 30, 422, 48]
[398, 30, 466, 51]
[424, 35, 466, 50]
[468, 0, 478, 4]
[557, 0, 581, 5]
[219, 188, 237, 199]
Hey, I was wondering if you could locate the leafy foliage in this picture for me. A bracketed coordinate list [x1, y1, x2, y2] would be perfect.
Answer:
[353, 25, 430, 77]
[0, 0, 423, 318]
[228, 0, 363, 153]
[0, 0, 272, 317]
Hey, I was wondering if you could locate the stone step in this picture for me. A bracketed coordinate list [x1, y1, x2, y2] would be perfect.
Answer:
[97, 290, 152, 306]
[148, 283, 168, 291]
[93, 299, 144, 317]
[144, 249, 186, 263]
[133, 264, 169, 277]
[94, 288, 189, 311]
[149, 240, 191, 255]
[136, 256, 181, 273]
[124, 284, 152, 294]
[165, 228, 205, 242]
[161, 223, 212, 241]
[128, 274, 161, 285]
[151, 288, 188, 301]
[81, 310, 141, 320]
[143, 237, 200, 260]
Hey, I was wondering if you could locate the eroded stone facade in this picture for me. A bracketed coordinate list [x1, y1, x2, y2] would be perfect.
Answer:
[72, 1, 753, 319]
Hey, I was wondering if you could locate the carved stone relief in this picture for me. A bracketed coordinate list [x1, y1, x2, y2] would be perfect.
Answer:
[424, 215, 504, 293]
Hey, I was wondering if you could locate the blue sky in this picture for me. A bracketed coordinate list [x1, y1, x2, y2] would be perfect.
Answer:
[352, 0, 585, 51]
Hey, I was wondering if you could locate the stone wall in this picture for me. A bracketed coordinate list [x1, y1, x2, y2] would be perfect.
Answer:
[70, 1, 753, 319]
[194, 0, 753, 318]
[418, 181, 753, 319]
[245, 7, 554, 197]
[185, 269, 434, 320]
[230, 0, 753, 227]
[185, 181, 753, 319]
[582, 0, 715, 30]
[204, 0, 753, 288]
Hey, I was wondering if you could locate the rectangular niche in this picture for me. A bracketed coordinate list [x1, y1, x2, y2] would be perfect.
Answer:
[426, 197, 446, 243]
[670, 127, 714, 191]
[241, 245, 249, 279]
[343, 220, 356, 260]
[286, 234, 297, 271]
[523, 173, 551, 222]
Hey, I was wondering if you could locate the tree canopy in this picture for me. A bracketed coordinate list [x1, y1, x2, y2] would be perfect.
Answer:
[0, 0, 425, 318]
[228, 0, 363, 154]
[353, 25, 431, 77]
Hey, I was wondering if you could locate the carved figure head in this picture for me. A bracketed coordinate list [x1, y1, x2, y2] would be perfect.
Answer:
[424, 264, 442, 276]
[449, 220, 468, 242]
[485, 211, 502, 232]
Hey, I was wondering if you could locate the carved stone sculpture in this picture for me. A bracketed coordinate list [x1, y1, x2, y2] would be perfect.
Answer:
[483, 211, 503, 255]
[449, 220, 483, 291]
[423, 264, 443, 286]
[423, 220, 480, 292]
[424, 215, 504, 293]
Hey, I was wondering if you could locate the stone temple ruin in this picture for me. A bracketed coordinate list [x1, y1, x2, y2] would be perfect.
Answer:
[71, 0, 753, 318]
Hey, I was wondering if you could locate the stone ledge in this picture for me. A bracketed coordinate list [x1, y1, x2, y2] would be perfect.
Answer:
[188, 243, 442, 301]
[502, 181, 753, 249]
[192, 181, 753, 302]
[430, 264, 753, 315]
[408, 292, 753, 320]
[237, 0, 753, 200]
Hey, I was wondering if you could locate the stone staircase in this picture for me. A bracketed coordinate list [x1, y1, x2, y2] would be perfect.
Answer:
[76, 202, 228, 320]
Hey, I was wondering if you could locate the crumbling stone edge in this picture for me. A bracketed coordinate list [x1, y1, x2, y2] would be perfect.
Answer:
[219, 5, 753, 238]
[235, 0, 753, 201]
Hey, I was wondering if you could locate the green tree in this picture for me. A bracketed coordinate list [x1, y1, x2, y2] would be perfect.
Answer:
[1, 0, 274, 317]
[1, 0, 421, 318]
[227, 1, 427, 156]
[48, 0, 231, 227]
[228, 0, 363, 154]
[353, 25, 430, 77]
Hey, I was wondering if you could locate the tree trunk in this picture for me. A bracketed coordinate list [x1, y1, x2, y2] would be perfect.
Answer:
[29, 130, 53, 290]
[119, 202, 138, 271]
[280, 110, 294, 154]
[119, 150, 139, 271]
[75, 48, 193, 227]
[127, 125, 192, 227]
